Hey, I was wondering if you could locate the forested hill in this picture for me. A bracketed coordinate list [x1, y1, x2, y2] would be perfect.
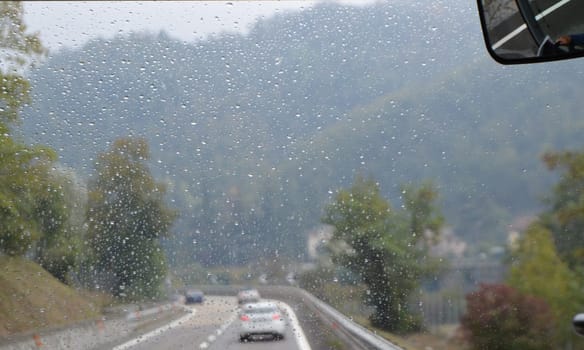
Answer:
[21, 1, 584, 266]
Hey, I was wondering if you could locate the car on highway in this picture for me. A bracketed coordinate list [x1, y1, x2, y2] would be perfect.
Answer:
[237, 288, 261, 305]
[239, 301, 286, 342]
[184, 289, 204, 304]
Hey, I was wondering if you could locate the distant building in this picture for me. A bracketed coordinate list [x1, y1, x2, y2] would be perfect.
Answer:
[429, 227, 467, 259]
[506, 214, 536, 251]
[306, 225, 333, 260]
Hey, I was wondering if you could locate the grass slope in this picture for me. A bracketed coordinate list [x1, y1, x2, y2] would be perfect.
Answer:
[0, 256, 100, 336]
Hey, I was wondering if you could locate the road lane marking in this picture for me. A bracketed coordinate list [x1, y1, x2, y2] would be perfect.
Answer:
[198, 313, 237, 349]
[275, 300, 311, 350]
[112, 306, 195, 350]
[534, 0, 572, 20]
[492, 24, 527, 50]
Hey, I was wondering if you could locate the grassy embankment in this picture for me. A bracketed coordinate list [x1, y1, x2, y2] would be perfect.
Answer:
[0, 256, 107, 336]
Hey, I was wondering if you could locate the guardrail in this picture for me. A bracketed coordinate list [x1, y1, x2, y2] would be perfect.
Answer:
[299, 289, 402, 350]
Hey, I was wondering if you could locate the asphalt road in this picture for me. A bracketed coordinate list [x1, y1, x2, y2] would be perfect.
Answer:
[114, 296, 305, 350]
[207, 310, 301, 350]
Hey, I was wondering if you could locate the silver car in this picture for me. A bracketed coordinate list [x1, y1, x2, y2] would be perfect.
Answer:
[239, 302, 286, 341]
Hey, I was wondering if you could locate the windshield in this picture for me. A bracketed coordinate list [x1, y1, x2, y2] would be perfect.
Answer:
[1, 1, 584, 349]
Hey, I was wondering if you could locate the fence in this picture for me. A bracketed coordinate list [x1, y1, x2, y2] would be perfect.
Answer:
[415, 259, 506, 328]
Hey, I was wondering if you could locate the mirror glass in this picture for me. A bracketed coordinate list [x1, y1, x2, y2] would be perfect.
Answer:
[478, 0, 584, 63]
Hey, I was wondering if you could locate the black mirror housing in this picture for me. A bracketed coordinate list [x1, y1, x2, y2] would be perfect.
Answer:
[573, 314, 584, 336]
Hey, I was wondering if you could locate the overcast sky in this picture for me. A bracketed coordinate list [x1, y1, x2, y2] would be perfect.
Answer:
[24, 1, 377, 53]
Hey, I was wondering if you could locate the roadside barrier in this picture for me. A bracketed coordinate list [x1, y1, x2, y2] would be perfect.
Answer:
[125, 301, 181, 321]
[300, 289, 402, 350]
[0, 300, 187, 350]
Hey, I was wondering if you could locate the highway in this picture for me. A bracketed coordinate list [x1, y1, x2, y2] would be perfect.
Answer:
[110, 296, 308, 350]
[0, 286, 399, 349]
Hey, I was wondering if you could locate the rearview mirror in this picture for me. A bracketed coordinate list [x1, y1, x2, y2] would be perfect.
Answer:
[477, 0, 584, 64]
[574, 314, 584, 336]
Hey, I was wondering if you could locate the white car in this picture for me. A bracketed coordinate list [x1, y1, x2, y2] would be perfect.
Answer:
[239, 302, 286, 341]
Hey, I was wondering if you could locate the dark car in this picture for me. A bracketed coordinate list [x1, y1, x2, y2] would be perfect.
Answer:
[184, 289, 204, 304]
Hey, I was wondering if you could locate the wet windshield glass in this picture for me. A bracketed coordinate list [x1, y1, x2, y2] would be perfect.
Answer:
[1, 1, 583, 349]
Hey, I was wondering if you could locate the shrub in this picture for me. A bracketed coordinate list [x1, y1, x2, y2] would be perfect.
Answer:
[459, 283, 557, 350]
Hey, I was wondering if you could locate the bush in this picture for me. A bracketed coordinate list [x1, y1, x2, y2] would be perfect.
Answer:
[460, 283, 557, 350]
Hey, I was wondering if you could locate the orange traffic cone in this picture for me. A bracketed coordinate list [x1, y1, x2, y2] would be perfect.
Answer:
[33, 334, 43, 347]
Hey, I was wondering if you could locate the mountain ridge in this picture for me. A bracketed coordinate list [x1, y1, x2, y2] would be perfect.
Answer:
[20, 1, 584, 264]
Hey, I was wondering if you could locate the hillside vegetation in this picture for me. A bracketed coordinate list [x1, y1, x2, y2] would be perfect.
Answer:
[0, 257, 100, 336]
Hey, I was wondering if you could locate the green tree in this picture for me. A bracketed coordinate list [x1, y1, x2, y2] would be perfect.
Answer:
[0, 2, 54, 257]
[0, 1, 45, 130]
[542, 150, 584, 268]
[0, 136, 56, 255]
[507, 223, 583, 347]
[323, 176, 443, 332]
[402, 181, 444, 252]
[87, 138, 176, 300]
[33, 167, 86, 283]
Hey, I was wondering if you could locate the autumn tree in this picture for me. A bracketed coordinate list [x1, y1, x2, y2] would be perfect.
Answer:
[87, 138, 176, 300]
[460, 283, 557, 350]
[323, 175, 443, 332]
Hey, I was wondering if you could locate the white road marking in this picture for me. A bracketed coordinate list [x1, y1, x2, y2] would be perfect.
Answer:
[492, 24, 527, 50]
[112, 306, 195, 350]
[197, 313, 237, 349]
[535, 0, 572, 20]
[274, 300, 312, 350]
